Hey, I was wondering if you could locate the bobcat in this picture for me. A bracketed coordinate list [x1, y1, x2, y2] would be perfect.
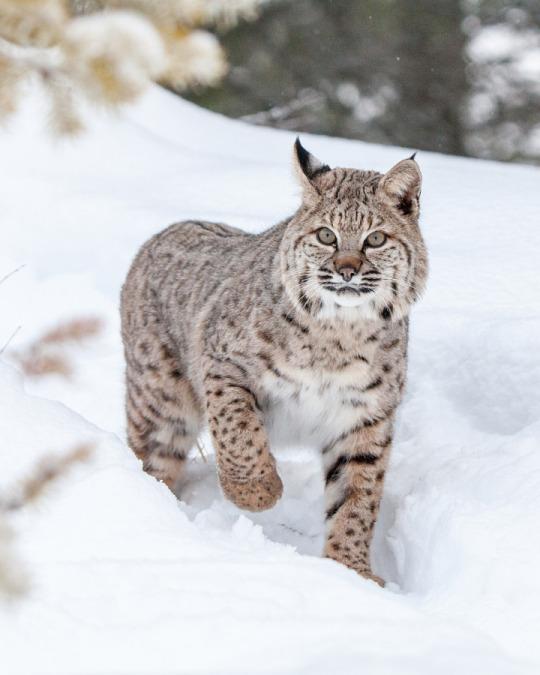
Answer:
[121, 139, 427, 583]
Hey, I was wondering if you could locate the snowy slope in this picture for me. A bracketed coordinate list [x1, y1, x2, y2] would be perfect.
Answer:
[0, 86, 539, 675]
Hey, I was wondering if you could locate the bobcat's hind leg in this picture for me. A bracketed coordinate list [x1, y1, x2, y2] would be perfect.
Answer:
[125, 340, 203, 491]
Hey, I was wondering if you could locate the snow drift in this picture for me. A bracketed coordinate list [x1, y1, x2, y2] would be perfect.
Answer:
[0, 86, 539, 675]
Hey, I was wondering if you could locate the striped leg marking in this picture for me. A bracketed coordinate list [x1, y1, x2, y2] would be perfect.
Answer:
[322, 416, 394, 583]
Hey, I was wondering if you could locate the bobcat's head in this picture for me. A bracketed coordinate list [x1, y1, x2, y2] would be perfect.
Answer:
[280, 139, 428, 323]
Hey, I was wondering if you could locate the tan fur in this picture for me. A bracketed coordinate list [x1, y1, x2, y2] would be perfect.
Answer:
[120, 140, 428, 582]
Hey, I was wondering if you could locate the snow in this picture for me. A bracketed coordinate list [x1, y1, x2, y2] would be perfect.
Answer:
[1, 85, 540, 674]
[468, 23, 540, 85]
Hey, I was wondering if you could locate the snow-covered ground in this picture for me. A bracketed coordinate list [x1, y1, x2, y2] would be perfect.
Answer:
[1, 86, 539, 675]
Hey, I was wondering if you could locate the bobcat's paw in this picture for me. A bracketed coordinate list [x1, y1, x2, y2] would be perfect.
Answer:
[362, 571, 385, 587]
[219, 461, 283, 512]
[325, 550, 385, 587]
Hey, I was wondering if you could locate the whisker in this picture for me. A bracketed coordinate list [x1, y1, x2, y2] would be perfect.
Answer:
[364, 272, 422, 292]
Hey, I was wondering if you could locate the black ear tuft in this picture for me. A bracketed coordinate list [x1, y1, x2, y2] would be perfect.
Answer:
[294, 137, 311, 174]
[409, 152, 417, 161]
[294, 138, 330, 180]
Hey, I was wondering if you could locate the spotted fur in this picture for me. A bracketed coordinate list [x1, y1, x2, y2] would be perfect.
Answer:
[120, 140, 428, 583]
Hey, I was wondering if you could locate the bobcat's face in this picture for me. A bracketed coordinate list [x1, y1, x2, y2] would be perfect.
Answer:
[281, 140, 428, 322]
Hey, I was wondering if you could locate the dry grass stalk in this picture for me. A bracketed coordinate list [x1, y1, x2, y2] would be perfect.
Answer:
[0, 516, 27, 599]
[16, 351, 73, 378]
[12, 315, 103, 379]
[0, 442, 94, 599]
[0, 325, 21, 356]
[0, 263, 25, 288]
[39, 317, 102, 345]
[195, 437, 208, 463]
[1, 443, 93, 512]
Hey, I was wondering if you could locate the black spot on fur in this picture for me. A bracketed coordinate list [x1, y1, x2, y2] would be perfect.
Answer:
[325, 455, 348, 485]
[298, 291, 313, 314]
[380, 305, 393, 321]
[325, 490, 351, 520]
[363, 377, 382, 392]
[281, 312, 309, 334]
[257, 330, 273, 344]
[382, 339, 399, 351]
[397, 197, 413, 215]
[350, 453, 379, 465]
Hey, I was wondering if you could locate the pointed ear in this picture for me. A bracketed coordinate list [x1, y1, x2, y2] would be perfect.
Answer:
[292, 137, 330, 199]
[377, 155, 422, 218]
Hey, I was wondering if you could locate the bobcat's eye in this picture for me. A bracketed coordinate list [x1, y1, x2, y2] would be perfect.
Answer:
[365, 231, 387, 248]
[317, 227, 337, 246]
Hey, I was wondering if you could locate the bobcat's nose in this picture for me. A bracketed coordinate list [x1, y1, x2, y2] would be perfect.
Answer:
[334, 254, 362, 282]
[338, 267, 357, 282]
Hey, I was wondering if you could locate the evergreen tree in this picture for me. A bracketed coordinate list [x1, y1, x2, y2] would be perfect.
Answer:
[189, 0, 540, 164]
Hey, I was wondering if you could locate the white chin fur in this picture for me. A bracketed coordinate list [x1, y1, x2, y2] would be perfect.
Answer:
[320, 287, 372, 308]
[332, 294, 369, 308]
[318, 288, 378, 320]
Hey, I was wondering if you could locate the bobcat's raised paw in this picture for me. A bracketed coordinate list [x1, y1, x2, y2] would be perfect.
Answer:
[219, 462, 283, 512]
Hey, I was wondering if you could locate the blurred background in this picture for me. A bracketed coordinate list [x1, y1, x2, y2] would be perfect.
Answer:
[1, 1, 538, 164]
[187, 0, 540, 165]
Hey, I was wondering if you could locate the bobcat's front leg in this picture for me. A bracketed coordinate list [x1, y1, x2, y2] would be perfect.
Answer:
[322, 416, 394, 584]
[204, 368, 282, 512]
